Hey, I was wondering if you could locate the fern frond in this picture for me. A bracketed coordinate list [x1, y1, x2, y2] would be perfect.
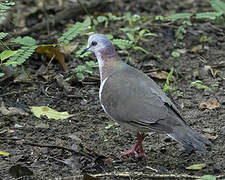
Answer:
[0, 32, 8, 40]
[209, 0, 225, 13]
[4, 45, 37, 67]
[195, 12, 222, 20]
[11, 36, 36, 46]
[112, 39, 133, 50]
[0, 1, 15, 15]
[58, 18, 91, 44]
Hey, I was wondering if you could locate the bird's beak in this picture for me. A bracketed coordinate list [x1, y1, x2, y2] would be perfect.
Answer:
[80, 46, 90, 55]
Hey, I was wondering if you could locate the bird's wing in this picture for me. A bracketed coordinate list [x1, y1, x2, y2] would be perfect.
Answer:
[100, 65, 186, 133]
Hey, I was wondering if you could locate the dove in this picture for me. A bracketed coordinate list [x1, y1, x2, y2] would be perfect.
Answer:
[81, 34, 211, 157]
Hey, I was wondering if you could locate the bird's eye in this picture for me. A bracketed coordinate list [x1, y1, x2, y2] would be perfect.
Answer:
[91, 41, 97, 46]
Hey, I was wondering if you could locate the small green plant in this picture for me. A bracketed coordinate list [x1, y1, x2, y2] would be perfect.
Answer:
[190, 80, 211, 91]
[58, 18, 91, 44]
[74, 60, 98, 81]
[171, 50, 181, 57]
[201, 175, 216, 180]
[163, 68, 176, 92]
[155, 0, 225, 41]
[0, 1, 15, 15]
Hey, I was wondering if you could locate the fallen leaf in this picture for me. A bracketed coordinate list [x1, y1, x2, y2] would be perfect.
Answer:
[0, 151, 10, 156]
[150, 71, 172, 80]
[199, 100, 220, 110]
[204, 134, 218, 140]
[60, 44, 77, 54]
[0, 102, 29, 116]
[186, 163, 206, 170]
[36, 46, 67, 70]
[30, 106, 74, 120]
[191, 44, 203, 52]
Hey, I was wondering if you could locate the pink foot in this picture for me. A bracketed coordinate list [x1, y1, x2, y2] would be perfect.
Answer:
[121, 132, 147, 158]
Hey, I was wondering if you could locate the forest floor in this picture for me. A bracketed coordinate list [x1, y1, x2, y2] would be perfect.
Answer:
[0, 0, 225, 179]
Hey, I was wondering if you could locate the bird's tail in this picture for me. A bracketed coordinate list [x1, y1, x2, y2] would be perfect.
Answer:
[168, 126, 212, 153]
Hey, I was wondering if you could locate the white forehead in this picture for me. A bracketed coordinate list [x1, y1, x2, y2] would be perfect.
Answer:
[88, 34, 112, 47]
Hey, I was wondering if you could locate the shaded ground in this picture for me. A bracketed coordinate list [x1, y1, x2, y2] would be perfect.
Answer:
[0, 0, 225, 179]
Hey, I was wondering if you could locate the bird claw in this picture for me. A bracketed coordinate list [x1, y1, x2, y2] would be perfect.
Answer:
[121, 149, 147, 158]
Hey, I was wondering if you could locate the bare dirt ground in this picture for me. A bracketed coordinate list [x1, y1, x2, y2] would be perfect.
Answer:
[0, 0, 225, 179]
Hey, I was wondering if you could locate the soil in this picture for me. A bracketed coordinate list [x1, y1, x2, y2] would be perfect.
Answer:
[0, 0, 225, 179]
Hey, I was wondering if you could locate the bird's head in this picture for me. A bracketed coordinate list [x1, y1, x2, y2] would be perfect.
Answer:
[81, 34, 114, 55]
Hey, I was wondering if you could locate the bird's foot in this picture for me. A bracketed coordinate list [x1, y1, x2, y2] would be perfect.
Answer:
[121, 145, 147, 158]
[121, 147, 138, 157]
[121, 132, 147, 158]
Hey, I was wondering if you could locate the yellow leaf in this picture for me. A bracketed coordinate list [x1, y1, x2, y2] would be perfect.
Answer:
[0, 151, 10, 156]
[30, 106, 74, 120]
[186, 163, 206, 170]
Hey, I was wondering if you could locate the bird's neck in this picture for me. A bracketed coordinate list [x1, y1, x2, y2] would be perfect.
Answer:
[96, 47, 124, 82]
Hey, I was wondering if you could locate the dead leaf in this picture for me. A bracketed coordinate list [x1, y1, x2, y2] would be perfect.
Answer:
[150, 71, 171, 80]
[60, 44, 77, 54]
[191, 44, 203, 52]
[36, 46, 67, 70]
[30, 106, 74, 120]
[0, 102, 29, 116]
[204, 134, 218, 140]
[186, 163, 206, 170]
[199, 100, 220, 110]
[204, 65, 221, 78]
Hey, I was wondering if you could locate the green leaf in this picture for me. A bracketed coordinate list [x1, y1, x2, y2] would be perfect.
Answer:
[4, 45, 37, 67]
[195, 12, 222, 20]
[0, 32, 8, 40]
[167, 13, 192, 21]
[112, 39, 133, 50]
[201, 175, 216, 180]
[191, 80, 211, 90]
[133, 46, 150, 54]
[107, 13, 123, 21]
[209, 0, 225, 13]
[0, 73, 5, 77]
[171, 51, 180, 57]
[97, 16, 108, 23]
[127, 33, 135, 42]
[85, 61, 98, 68]
[155, 15, 166, 21]
[11, 36, 36, 45]
[0, 50, 17, 62]
[186, 163, 207, 170]
[163, 68, 176, 92]
[75, 65, 86, 72]
[30, 106, 74, 120]
[76, 72, 85, 80]
[58, 18, 91, 43]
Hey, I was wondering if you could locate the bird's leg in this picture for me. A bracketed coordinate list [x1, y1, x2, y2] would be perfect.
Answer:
[121, 132, 146, 158]
[136, 132, 146, 157]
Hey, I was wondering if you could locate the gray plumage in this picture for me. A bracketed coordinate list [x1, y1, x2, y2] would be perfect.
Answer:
[81, 34, 212, 156]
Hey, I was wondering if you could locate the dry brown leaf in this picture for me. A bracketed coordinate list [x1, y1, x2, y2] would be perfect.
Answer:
[36, 46, 67, 70]
[199, 100, 220, 110]
[150, 71, 170, 80]
[204, 134, 218, 140]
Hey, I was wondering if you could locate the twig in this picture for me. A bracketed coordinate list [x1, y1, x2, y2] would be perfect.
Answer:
[54, 172, 225, 180]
